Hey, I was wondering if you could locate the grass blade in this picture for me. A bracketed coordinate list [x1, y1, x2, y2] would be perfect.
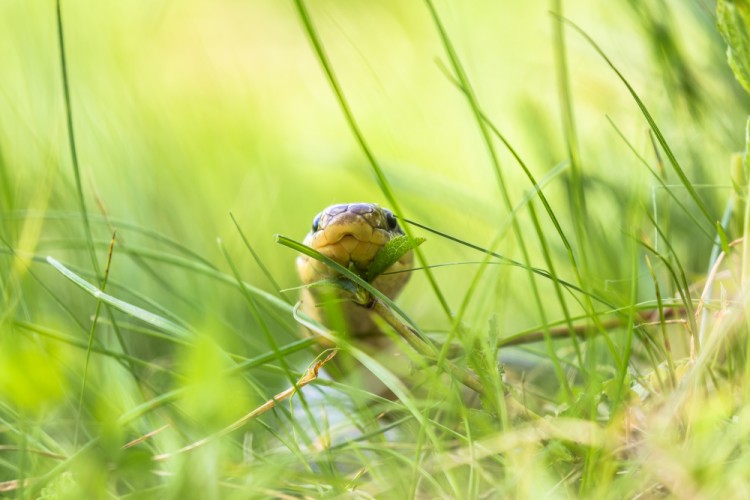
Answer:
[292, 0, 452, 320]
[55, 0, 100, 278]
[46, 256, 191, 339]
[556, 14, 715, 227]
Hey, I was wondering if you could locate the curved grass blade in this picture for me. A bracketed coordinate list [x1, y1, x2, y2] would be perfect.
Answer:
[400, 218, 615, 310]
[606, 117, 714, 241]
[30, 240, 294, 316]
[8, 210, 216, 269]
[555, 14, 715, 227]
[276, 235, 422, 332]
[117, 337, 316, 425]
[218, 238, 326, 438]
[424, 0, 589, 390]
[14, 320, 173, 373]
[230, 213, 290, 304]
[46, 256, 191, 340]
[292, 0, 452, 320]
[55, 0, 100, 279]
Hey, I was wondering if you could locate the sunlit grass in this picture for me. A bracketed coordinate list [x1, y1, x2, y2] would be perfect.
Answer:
[1, 0, 750, 497]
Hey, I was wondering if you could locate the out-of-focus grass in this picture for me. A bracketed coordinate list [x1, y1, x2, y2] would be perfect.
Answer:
[1, 0, 750, 497]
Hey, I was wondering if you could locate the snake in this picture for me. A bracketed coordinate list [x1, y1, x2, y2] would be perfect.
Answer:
[296, 203, 414, 343]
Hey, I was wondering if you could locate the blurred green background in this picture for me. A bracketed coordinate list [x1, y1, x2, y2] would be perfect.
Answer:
[0, 0, 747, 496]
[1, 0, 741, 328]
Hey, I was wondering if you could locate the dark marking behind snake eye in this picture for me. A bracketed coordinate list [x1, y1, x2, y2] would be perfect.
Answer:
[384, 210, 398, 230]
[312, 213, 322, 232]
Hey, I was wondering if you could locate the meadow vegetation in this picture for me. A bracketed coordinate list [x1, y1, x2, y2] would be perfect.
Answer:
[1, 0, 750, 497]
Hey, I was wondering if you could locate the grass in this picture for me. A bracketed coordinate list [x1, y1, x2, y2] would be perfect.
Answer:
[1, 0, 750, 498]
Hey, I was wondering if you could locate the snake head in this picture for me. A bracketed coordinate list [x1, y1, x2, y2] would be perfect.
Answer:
[297, 203, 412, 292]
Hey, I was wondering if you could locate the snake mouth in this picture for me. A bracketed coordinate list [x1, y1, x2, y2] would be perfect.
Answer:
[312, 221, 388, 270]
[317, 235, 382, 270]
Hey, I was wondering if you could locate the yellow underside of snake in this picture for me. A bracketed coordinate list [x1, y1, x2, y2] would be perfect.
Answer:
[296, 203, 414, 343]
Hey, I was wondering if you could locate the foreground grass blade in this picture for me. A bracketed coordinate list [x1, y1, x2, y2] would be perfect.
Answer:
[55, 0, 100, 278]
[276, 234, 421, 332]
[75, 231, 117, 446]
[401, 218, 615, 310]
[606, 117, 714, 241]
[230, 213, 290, 304]
[426, 0, 589, 389]
[46, 256, 191, 339]
[556, 14, 715, 228]
[292, 0, 452, 319]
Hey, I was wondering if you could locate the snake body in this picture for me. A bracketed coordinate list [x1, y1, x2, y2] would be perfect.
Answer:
[297, 203, 413, 342]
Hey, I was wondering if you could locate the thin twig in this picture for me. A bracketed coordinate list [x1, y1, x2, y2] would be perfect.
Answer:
[0, 446, 66, 461]
[151, 350, 337, 461]
[123, 425, 170, 449]
[0, 478, 33, 493]
[497, 306, 684, 347]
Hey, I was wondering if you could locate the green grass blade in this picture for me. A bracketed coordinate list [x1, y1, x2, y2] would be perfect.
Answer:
[551, 0, 589, 276]
[718, 0, 750, 95]
[276, 234, 423, 333]
[292, 0, 452, 319]
[230, 213, 290, 304]
[401, 218, 615, 310]
[14, 320, 174, 373]
[54, 0, 100, 278]
[424, 0, 585, 390]
[557, 14, 715, 227]
[75, 232, 117, 446]
[46, 256, 191, 339]
[606, 117, 714, 241]
[117, 337, 316, 425]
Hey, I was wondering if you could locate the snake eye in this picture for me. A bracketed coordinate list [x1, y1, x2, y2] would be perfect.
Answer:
[311, 213, 322, 232]
[384, 210, 398, 230]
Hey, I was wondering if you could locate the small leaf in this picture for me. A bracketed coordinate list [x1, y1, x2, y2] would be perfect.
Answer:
[366, 235, 425, 281]
[718, 0, 750, 95]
